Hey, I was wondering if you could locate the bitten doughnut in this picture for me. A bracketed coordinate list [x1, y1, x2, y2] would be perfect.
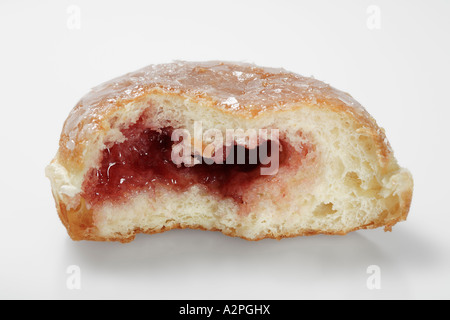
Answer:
[46, 61, 413, 242]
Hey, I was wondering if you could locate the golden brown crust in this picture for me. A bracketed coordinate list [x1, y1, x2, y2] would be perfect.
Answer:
[57, 61, 391, 173]
[58, 198, 412, 243]
[51, 192, 97, 241]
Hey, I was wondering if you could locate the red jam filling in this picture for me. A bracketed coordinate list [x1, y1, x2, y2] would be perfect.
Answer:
[82, 120, 309, 207]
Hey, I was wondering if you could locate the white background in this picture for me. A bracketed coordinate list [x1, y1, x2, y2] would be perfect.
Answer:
[1, 0, 449, 299]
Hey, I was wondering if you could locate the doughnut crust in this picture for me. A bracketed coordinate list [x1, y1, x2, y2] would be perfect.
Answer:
[46, 61, 413, 242]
